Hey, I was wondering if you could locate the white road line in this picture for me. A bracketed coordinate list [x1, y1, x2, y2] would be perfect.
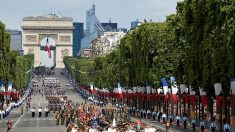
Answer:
[13, 113, 24, 128]
[36, 117, 39, 132]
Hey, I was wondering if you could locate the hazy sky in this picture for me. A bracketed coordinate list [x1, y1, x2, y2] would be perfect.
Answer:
[0, 0, 182, 30]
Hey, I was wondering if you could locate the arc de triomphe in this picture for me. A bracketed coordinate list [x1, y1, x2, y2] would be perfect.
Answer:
[22, 14, 73, 68]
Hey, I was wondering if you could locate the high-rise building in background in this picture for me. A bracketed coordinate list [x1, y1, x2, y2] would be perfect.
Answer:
[101, 21, 117, 32]
[73, 22, 84, 57]
[131, 19, 142, 29]
[80, 4, 127, 57]
[6, 29, 22, 52]
[117, 28, 127, 33]
[81, 4, 105, 50]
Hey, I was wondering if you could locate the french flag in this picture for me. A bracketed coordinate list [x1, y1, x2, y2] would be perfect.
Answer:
[45, 38, 51, 58]
[162, 77, 168, 95]
[117, 83, 123, 98]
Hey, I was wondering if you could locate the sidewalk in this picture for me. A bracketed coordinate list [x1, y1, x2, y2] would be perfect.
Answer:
[0, 88, 31, 120]
[130, 116, 210, 132]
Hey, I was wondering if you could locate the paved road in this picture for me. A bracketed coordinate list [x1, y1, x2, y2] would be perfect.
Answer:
[0, 68, 85, 132]
[130, 116, 209, 132]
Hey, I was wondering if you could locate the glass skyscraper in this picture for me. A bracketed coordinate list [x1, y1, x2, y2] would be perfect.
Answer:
[73, 22, 84, 57]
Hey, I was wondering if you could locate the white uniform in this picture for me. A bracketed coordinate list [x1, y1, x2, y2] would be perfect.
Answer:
[224, 123, 230, 132]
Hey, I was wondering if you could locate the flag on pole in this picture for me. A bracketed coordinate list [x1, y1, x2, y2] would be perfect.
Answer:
[189, 85, 196, 106]
[214, 83, 224, 107]
[0, 81, 5, 92]
[170, 77, 178, 104]
[90, 83, 95, 94]
[231, 78, 235, 106]
[8, 82, 12, 92]
[200, 88, 208, 106]
[45, 37, 52, 58]
[117, 83, 123, 98]
[161, 77, 168, 95]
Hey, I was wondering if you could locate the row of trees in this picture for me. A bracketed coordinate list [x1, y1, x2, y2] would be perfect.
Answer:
[0, 21, 34, 90]
[65, 0, 235, 93]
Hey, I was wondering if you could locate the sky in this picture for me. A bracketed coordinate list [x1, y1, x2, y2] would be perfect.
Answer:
[0, 0, 182, 30]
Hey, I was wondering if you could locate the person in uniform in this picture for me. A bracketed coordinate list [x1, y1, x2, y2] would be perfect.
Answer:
[162, 113, 167, 124]
[176, 114, 180, 126]
[38, 107, 42, 117]
[31, 107, 35, 117]
[7, 120, 13, 132]
[169, 113, 174, 124]
[45, 106, 49, 117]
[200, 119, 205, 132]
[183, 114, 188, 129]
[224, 122, 230, 132]
[56, 112, 60, 125]
[61, 112, 65, 125]
[191, 118, 196, 132]
[210, 120, 217, 132]
[21, 106, 24, 115]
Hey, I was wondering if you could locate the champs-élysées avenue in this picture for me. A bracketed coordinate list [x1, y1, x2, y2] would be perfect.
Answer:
[0, 0, 235, 132]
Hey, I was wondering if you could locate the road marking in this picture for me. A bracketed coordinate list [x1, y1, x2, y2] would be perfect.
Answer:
[36, 117, 39, 132]
[13, 113, 24, 128]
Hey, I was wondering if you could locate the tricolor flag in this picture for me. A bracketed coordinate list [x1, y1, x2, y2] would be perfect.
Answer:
[8, 82, 12, 92]
[214, 83, 224, 107]
[170, 76, 178, 104]
[200, 88, 208, 106]
[117, 83, 123, 98]
[90, 83, 95, 94]
[45, 37, 52, 58]
[161, 77, 168, 95]
[0, 81, 4, 92]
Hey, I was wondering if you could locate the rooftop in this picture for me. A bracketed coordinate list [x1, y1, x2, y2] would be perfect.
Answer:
[23, 13, 73, 21]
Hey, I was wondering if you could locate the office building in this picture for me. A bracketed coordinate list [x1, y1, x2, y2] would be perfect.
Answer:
[73, 22, 84, 57]
[6, 29, 22, 51]
[131, 19, 142, 29]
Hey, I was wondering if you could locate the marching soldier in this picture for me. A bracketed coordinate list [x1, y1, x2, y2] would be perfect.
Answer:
[61, 112, 65, 125]
[45, 106, 49, 117]
[38, 107, 42, 117]
[55, 112, 60, 125]
[31, 107, 35, 117]
[25, 104, 28, 112]
[21, 106, 24, 115]
[210, 120, 217, 132]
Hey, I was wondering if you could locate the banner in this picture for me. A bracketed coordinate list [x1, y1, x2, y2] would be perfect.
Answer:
[179, 84, 187, 94]
[189, 85, 196, 106]
[172, 85, 178, 104]
[214, 83, 222, 96]
[214, 83, 224, 107]
[231, 78, 235, 94]
[137, 86, 141, 93]
[133, 87, 137, 93]
[200, 88, 207, 106]
[146, 84, 151, 94]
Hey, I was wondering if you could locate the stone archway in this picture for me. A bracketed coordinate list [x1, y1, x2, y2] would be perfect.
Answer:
[22, 14, 74, 68]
